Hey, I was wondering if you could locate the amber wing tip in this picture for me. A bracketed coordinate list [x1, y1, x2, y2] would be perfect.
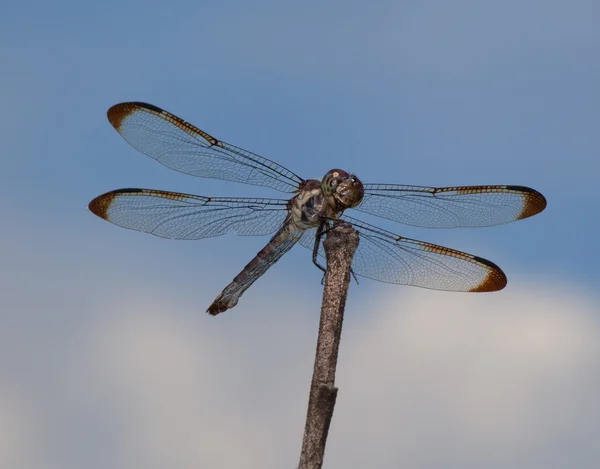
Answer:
[508, 186, 548, 220]
[469, 257, 508, 292]
[89, 192, 117, 219]
[107, 103, 130, 130]
[107, 102, 164, 130]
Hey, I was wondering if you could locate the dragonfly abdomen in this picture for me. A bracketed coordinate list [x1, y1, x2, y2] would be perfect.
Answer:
[207, 223, 303, 315]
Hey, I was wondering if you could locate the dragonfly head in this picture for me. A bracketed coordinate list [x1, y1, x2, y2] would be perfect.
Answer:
[322, 169, 364, 209]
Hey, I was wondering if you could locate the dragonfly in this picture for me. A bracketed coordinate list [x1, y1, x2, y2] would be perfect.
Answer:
[89, 102, 547, 315]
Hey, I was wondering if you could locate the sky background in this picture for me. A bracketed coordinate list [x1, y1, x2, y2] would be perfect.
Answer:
[1, 1, 599, 468]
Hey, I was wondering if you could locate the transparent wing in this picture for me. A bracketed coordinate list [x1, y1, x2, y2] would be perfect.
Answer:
[356, 184, 547, 228]
[299, 216, 507, 292]
[107, 102, 305, 192]
[89, 189, 289, 239]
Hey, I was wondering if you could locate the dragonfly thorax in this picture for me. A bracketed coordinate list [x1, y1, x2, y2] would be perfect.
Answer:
[321, 169, 364, 209]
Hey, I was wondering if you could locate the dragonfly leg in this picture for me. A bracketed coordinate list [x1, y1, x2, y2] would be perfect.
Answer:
[312, 221, 327, 274]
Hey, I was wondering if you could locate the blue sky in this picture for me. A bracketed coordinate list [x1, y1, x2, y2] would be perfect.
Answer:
[1, 1, 599, 468]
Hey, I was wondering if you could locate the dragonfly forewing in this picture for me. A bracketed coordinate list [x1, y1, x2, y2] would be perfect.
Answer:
[356, 184, 546, 228]
[89, 189, 290, 239]
[107, 102, 305, 192]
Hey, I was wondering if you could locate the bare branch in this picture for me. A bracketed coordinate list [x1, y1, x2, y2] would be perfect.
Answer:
[298, 221, 359, 469]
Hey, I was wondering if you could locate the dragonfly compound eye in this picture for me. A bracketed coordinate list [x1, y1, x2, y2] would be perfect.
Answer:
[334, 176, 364, 208]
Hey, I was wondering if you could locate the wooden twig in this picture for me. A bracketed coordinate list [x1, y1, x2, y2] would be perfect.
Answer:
[298, 221, 360, 469]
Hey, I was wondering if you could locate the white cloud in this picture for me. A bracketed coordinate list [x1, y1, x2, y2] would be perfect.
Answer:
[34, 284, 595, 469]
[1, 281, 598, 469]
[81, 296, 310, 469]
[331, 287, 600, 467]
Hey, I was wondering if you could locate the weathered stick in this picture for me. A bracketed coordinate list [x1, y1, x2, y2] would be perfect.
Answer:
[298, 221, 360, 469]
